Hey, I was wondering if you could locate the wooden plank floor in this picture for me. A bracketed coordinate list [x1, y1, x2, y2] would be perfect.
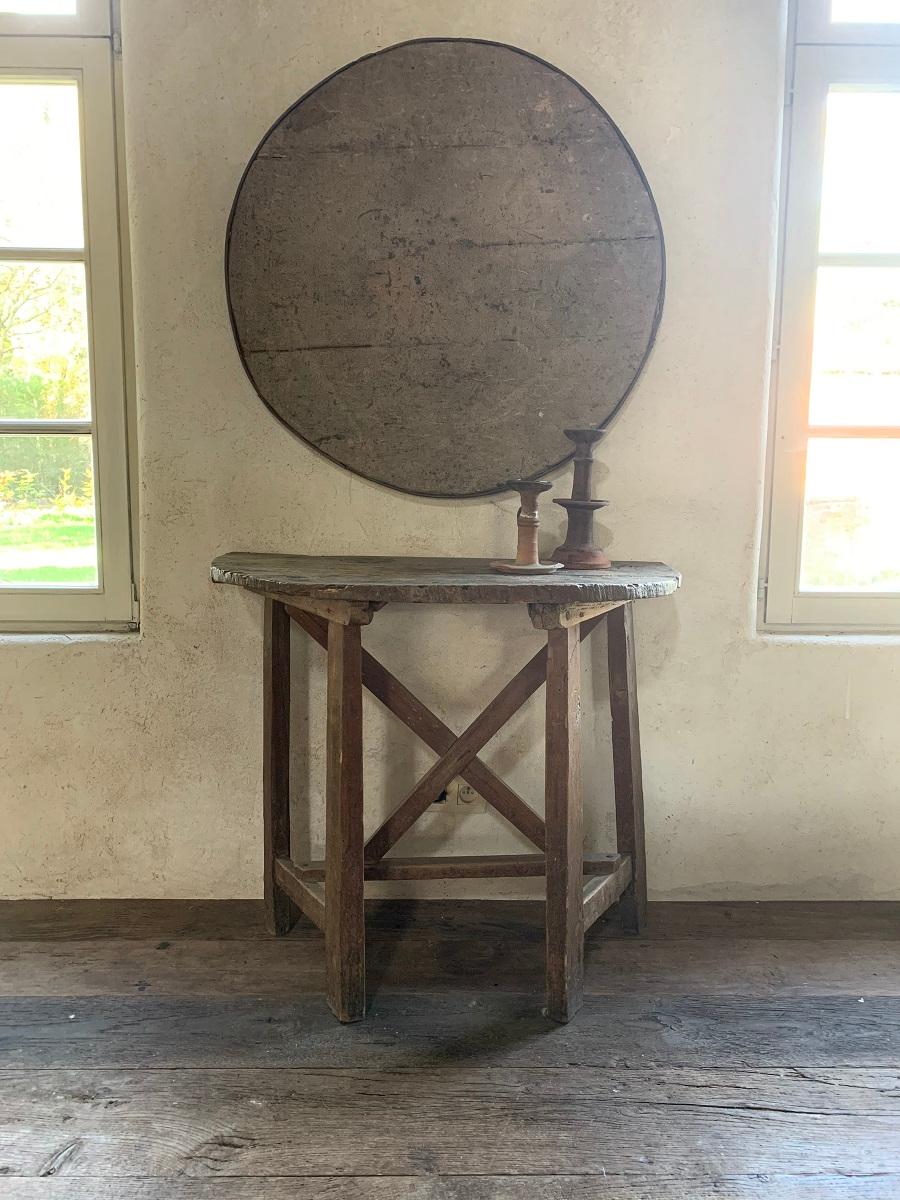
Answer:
[0, 900, 898, 1198]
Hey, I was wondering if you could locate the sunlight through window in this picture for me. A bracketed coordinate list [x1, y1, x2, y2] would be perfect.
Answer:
[832, 0, 900, 21]
[0, 79, 98, 590]
[0, 1, 76, 13]
[0, 22, 132, 627]
[766, 4, 900, 627]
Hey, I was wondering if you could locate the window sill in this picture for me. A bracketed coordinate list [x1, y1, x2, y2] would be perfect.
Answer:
[0, 621, 139, 640]
[756, 623, 900, 644]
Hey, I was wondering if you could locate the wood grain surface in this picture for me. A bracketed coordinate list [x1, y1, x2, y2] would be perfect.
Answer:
[1, 900, 899, 1198]
[262, 599, 293, 935]
[287, 605, 548, 849]
[226, 39, 664, 497]
[324, 621, 366, 1021]
[2, 1178, 898, 1199]
[544, 623, 584, 1021]
[211, 554, 680, 604]
[3, 1066, 899, 1179]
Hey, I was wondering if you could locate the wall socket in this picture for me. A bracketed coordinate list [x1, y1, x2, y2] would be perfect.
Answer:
[455, 779, 487, 813]
[431, 778, 487, 813]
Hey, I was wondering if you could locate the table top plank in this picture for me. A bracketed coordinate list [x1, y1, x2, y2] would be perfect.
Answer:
[210, 554, 680, 605]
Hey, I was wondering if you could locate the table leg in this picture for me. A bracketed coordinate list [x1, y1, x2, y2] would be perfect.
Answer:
[607, 603, 647, 933]
[263, 598, 294, 935]
[325, 621, 366, 1022]
[544, 624, 584, 1023]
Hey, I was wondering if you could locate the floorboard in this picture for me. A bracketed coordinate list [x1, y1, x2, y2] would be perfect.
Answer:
[2, 993, 898, 1069]
[3, 934, 897, 998]
[1, 1066, 899, 1179]
[1, 1178, 899, 1199]
[2, 898, 897, 941]
[0, 899, 896, 1196]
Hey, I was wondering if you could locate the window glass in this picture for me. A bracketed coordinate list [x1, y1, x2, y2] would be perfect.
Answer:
[809, 267, 900, 426]
[0, 261, 91, 420]
[0, 432, 97, 587]
[0, 80, 83, 249]
[0, 74, 98, 600]
[800, 438, 900, 592]
[0, 2, 77, 13]
[832, 0, 900, 21]
[819, 91, 900, 254]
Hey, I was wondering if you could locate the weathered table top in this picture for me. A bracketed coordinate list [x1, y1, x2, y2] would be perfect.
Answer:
[211, 553, 680, 605]
[225, 39, 664, 498]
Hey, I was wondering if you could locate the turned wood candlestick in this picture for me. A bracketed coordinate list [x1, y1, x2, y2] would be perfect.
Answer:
[553, 429, 611, 569]
[491, 480, 562, 575]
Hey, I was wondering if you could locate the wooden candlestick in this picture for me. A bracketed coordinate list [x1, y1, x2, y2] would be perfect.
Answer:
[553, 429, 612, 569]
[491, 480, 562, 575]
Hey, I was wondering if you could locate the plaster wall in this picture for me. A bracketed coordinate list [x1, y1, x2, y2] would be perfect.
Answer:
[3, 0, 898, 900]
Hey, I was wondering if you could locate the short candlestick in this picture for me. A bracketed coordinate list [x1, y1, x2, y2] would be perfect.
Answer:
[491, 480, 562, 575]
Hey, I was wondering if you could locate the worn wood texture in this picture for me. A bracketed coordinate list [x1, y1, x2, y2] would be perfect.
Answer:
[262, 599, 294, 935]
[288, 605, 547, 849]
[297, 853, 622, 881]
[226, 39, 664, 497]
[2, 899, 898, 942]
[325, 622, 366, 1022]
[528, 599, 624, 628]
[544, 624, 584, 1022]
[608, 602, 647, 932]
[6, 935, 900, 1002]
[359, 606, 606, 864]
[7, 927, 900, 1001]
[363, 636, 553, 862]
[3, 1066, 899, 1179]
[273, 858, 325, 931]
[583, 856, 632, 931]
[4, 991, 899, 1069]
[211, 553, 680, 605]
[3, 1178, 899, 1199]
[270, 595, 382, 625]
[1, 900, 899, 1196]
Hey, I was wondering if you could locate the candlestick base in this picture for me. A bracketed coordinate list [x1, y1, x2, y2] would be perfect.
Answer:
[553, 497, 611, 569]
[552, 547, 611, 570]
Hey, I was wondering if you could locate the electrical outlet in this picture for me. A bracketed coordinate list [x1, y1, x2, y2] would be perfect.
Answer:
[455, 780, 487, 813]
[427, 779, 487, 813]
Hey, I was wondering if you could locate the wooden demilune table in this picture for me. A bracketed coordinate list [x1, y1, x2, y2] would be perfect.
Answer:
[211, 554, 680, 1024]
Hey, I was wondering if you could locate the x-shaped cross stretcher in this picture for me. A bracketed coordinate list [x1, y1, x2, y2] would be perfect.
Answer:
[262, 596, 646, 1025]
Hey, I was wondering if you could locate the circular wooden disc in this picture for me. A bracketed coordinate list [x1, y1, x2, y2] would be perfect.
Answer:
[226, 39, 664, 497]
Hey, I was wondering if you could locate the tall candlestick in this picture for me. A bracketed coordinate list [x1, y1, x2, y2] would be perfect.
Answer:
[553, 429, 612, 569]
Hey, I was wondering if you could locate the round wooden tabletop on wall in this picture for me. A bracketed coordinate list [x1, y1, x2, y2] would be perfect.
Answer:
[226, 38, 665, 498]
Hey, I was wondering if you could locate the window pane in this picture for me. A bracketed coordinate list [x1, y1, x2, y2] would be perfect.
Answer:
[800, 438, 900, 592]
[0, 261, 91, 419]
[0, 81, 83, 249]
[819, 92, 900, 255]
[832, 0, 900, 21]
[809, 268, 900, 426]
[0, 1, 75, 10]
[0, 2, 76, 11]
[0, 434, 97, 587]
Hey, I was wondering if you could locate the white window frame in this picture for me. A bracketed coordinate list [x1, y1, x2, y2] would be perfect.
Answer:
[0, 21, 136, 631]
[764, 0, 900, 632]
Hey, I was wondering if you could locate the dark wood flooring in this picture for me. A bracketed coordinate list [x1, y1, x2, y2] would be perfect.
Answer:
[0, 898, 898, 1197]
